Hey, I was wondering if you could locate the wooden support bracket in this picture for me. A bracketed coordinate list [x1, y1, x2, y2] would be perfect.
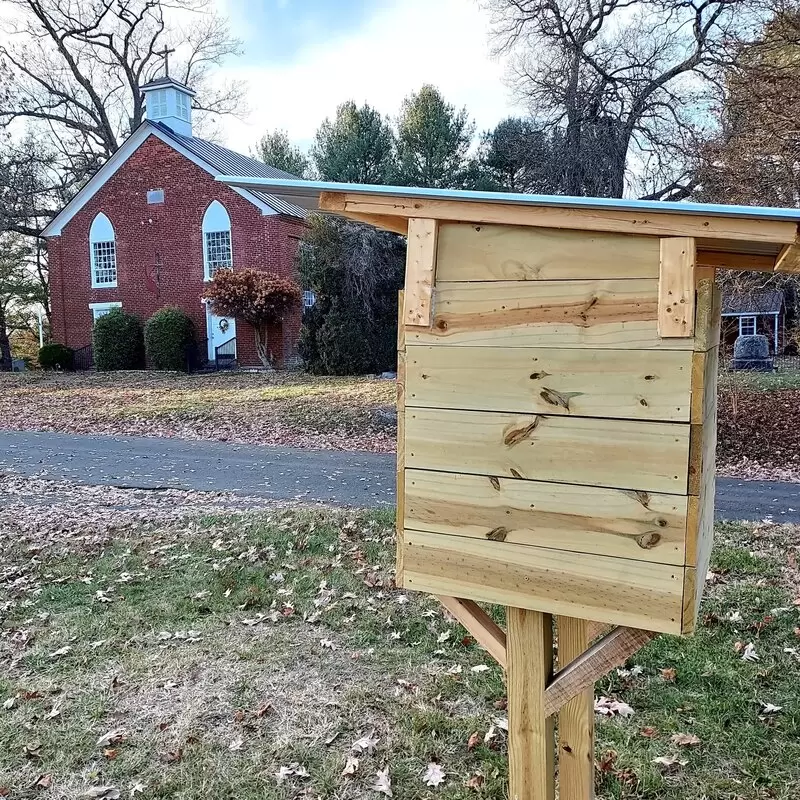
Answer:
[436, 596, 507, 669]
[404, 218, 439, 327]
[543, 626, 656, 717]
[775, 231, 800, 273]
[658, 237, 696, 338]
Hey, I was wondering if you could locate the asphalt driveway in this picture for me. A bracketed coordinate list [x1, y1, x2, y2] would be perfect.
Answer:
[0, 430, 798, 521]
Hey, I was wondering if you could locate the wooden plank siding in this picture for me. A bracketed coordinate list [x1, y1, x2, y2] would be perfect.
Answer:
[393, 224, 722, 636]
[405, 408, 690, 494]
[436, 224, 660, 282]
[408, 279, 697, 350]
[405, 345, 693, 422]
[404, 469, 687, 565]
[402, 530, 685, 633]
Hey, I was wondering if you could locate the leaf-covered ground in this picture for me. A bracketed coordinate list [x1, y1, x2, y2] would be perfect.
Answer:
[1, 475, 799, 799]
[0, 372, 396, 453]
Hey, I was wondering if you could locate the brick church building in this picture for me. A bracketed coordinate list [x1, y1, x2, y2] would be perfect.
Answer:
[43, 77, 307, 369]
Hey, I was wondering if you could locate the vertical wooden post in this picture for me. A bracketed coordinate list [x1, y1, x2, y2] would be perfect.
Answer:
[557, 616, 595, 800]
[507, 607, 555, 800]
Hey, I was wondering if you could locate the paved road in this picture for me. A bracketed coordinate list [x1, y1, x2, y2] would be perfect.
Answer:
[0, 431, 798, 521]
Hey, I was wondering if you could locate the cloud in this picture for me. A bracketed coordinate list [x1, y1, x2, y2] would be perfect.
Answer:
[213, 0, 520, 154]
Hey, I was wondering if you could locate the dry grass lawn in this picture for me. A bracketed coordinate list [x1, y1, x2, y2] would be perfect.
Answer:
[0, 371, 396, 452]
[1, 475, 799, 799]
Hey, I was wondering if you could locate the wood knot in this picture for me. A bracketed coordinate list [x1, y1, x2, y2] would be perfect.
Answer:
[436, 319, 448, 331]
[489, 476, 501, 491]
[509, 468, 523, 479]
[529, 371, 551, 380]
[503, 418, 540, 447]
[636, 532, 662, 549]
[486, 527, 509, 542]
[540, 386, 583, 411]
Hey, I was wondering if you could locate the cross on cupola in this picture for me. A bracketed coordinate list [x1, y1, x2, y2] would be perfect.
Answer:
[155, 45, 176, 78]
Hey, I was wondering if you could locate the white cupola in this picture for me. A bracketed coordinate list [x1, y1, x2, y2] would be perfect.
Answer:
[140, 77, 196, 137]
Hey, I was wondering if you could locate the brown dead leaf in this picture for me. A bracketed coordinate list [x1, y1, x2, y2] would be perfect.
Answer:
[24, 740, 42, 759]
[163, 748, 183, 764]
[660, 667, 677, 682]
[639, 727, 659, 738]
[652, 755, 688, 772]
[596, 750, 617, 773]
[96, 729, 126, 748]
[466, 774, 485, 790]
[32, 775, 52, 790]
[0, 788, 9, 797]
[102, 749, 118, 760]
[371, 767, 392, 797]
[342, 756, 359, 777]
[423, 763, 446, 788]
[467, 731, 481, 751]
[671, 732, 701, 747]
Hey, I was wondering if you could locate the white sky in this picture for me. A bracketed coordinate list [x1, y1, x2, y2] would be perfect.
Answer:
[215, 0, 520, 154]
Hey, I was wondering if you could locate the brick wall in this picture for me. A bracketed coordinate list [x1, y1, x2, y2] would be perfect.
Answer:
[48, 134, 306, 368]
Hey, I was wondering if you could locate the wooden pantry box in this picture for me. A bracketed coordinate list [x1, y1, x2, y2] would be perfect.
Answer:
[215, 176, 800, 638]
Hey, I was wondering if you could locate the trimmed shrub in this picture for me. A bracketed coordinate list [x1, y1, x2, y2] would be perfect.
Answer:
[38, 343, 74, 371]
[315, 301, 376, 376]
[93, 309, 145, 371]
[144, 307, 195, 371]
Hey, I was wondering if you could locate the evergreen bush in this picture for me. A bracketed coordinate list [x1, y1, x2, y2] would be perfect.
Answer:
[92, 309, 145, 371]
[38, 343, 74, 371]
[144, 307, 195, 371]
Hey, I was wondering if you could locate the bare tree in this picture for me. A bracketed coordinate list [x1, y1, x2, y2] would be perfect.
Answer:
[484, 0, 777, 199]
[0, 0, 246, 165]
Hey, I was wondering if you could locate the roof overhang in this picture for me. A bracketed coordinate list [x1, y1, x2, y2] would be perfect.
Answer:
[215, 176, 800, 271]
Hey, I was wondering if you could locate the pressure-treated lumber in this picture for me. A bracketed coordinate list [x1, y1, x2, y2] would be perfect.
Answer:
[402, 530, 685, 634]
[436, 596, 507, 669]
[347, 210, 409, 236]
[557, 617, 594, 800]
[408, 279, 696, 350]
[405, 344, 693, 422]
[775, 235, 800, 273]
[404, 469, 687, 564]
[405, 407, 690, 494]
[693, 274, 722, 352]
[507, 608, 555, 800]
[404, 218, 438, 327]
[543, 626, 656, 717]
[320, 191, 798, 246]
[659, 238, 696, 338]
[436, 223, 660, 281]
[396, 291, 406, 583]
[696, 250, 777, 271]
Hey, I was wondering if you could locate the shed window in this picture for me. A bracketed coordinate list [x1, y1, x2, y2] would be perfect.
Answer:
[147, 188, 164, 204]
[739, 316, 756, 337]
[202, 201, 232, 281]
[303, 290, 317, 308]
[89, 213, 117, 288]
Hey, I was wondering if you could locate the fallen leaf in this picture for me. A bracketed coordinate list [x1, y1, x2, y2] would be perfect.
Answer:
[163, 748, 182, 764]
[761, 702, 783, 714]
[81, 788, 120, 799]
[130, 782, 146, 797]
[470, 664, 490, 673]
[96, 729, 126, 748]
[639, 726, 659, 738]
[741, 642, 760, 662]
[466, 773, 485, 790]
[103, 749, 118, 760]
[594, 696, 634, 718]
[2, 697, 15, 710]
[342, 756, 359, 776]
[596, 750, 617, 773]
[423, 762, 446, 788]
[24, 740, 42, 759]
[670, 733, 701, 747]
[660, 667, 677, 682]
[32, 774, 53, 789]
[229, 737, 244, 752]
[351, 731, 379, 754]
[49, 646, 71, 659]
[467, 731, 481, 751]
[371, 767, 392, 797]
[652, 755, 687, 772]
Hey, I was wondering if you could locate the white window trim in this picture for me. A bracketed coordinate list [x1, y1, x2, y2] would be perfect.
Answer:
[90, 301, 121, 321]
[739, 315, 757, 337]
[89, 213, 118, 289]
